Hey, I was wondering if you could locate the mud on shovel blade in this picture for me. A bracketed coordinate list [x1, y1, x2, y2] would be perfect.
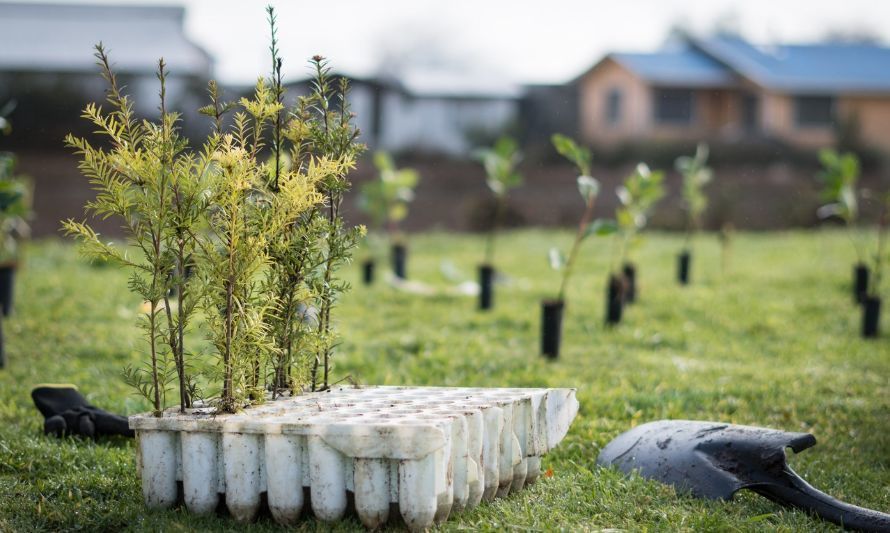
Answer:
[597, 420, 890, 532]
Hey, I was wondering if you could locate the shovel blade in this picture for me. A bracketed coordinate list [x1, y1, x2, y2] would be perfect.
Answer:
[598, 420, 890, 531]
[597, 420, 815, 500]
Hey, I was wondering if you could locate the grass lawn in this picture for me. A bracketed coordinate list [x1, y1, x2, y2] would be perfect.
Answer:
[0, 229, 887, 531]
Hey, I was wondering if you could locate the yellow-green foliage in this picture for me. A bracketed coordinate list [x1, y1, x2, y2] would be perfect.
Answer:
[474, 136, 522, 265]
[615, 163, 665, 265]
[548, 134, 615, 302]
[64, 48, 204, 415]
[64, 8, 364, 414]
[675, 143, 713, 243]
[816, 148, 860, 225]
[359, 151, 420, 234]
[815, 148, 865, 263]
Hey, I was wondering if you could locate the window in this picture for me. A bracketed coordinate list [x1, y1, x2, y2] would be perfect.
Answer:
[794, 96, 835, 128]
[654, 88, 694, 125]
[606, 88, 622, 125]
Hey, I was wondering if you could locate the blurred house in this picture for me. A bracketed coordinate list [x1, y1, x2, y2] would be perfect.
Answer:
[0, 1, 213, 145]
[576, 33, 890, 152]
[0, 2, 212, 237]
[285, 69, 520, 157]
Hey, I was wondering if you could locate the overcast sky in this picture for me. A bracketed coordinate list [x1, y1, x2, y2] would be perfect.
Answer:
[44, 0, 890, 85]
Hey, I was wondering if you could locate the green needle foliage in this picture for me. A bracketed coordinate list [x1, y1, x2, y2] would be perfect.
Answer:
[613, 163, 665, 270]
[815, 148, 864, 262]
[0, 103, 32, 264]
[549, 134, 615, 302]
[302, 56, 365, 392]
[63, 47, 202, 415]
[64, 7, 364, 414]
[474, 136, 523, 266]
[675, 143, 713, 248]
[261, 7, 327, 396]
[199, 130, 278, 412]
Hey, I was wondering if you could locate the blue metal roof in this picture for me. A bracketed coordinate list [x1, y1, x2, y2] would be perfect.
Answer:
[692, 35, 890, 93]
[602, 35, 890, 94]
[610, 45, 736, 88]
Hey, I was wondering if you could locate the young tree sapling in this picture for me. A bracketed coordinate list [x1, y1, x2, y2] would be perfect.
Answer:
[303, 57, 365, 392]
[674, 143, 712, 285]
[815, 148, 869, 302]
[542, 134, 615, 357]
[64, 47, 204, 414]
[65, 11, 364, 413]
[0, 100, 25, 368]
[862, 192, 889, 337]
[0, 102, 32, 317]
[613, 163, 665, 305]
[260, 8, 335, 395]
[475, 136, 523, 266]
[358, 151, 418, 280]
[474, 136, 523, 309]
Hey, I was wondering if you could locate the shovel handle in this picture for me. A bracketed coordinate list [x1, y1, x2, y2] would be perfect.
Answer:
[754, 468, 890, 532]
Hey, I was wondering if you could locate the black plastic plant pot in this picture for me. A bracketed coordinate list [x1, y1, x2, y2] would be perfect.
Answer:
[622, 262, 637, 303]
[677, 250, 691, 286]
[478, 264, 495, 310]
[541, 299, 565, 359]
[854, 263, 869, 304]
[0, 264, 15, 316]
[606, 274, 624, 325]
[391, 244, 407, 280]
[362, 259, 375, 285]
[862, 296, 881, 338]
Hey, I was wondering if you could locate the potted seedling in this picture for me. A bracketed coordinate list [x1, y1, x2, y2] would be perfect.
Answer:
[0, 103, 31, 318]
[474, 136, 523, 310]
[862, 193, 889, 338]
[612, 163, 665, 312]
[67, 11, 579, 530]
[358, 151, 419, 280]
[815, 149, 868, 303]
[543, 134, 615, 357]
[675, 143, 712, 286]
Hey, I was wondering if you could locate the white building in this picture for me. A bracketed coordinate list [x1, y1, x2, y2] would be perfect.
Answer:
[0, 2, 212, 138]
[286, 69, 521, 157]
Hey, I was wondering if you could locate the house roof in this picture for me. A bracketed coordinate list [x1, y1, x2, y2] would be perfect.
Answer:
[0, 2, 212, 77]
[609, 44, 737, 88]
[691, 35, 890, 94]
[585, 33, 890, 95]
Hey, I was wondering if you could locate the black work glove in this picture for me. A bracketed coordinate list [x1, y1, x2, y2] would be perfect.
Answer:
[31, 385, 134, 439]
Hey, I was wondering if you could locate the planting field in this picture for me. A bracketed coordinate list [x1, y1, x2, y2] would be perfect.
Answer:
[0, 229, 887, 531]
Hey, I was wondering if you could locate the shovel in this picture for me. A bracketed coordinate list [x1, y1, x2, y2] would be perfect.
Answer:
[597, 420, 890, 532]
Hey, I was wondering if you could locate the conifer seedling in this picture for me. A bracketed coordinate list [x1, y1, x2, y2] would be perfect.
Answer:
[64, 7, 364, 414]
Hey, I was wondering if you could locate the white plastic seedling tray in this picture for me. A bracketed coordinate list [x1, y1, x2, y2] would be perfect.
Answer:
[129, 385, 578, 530]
